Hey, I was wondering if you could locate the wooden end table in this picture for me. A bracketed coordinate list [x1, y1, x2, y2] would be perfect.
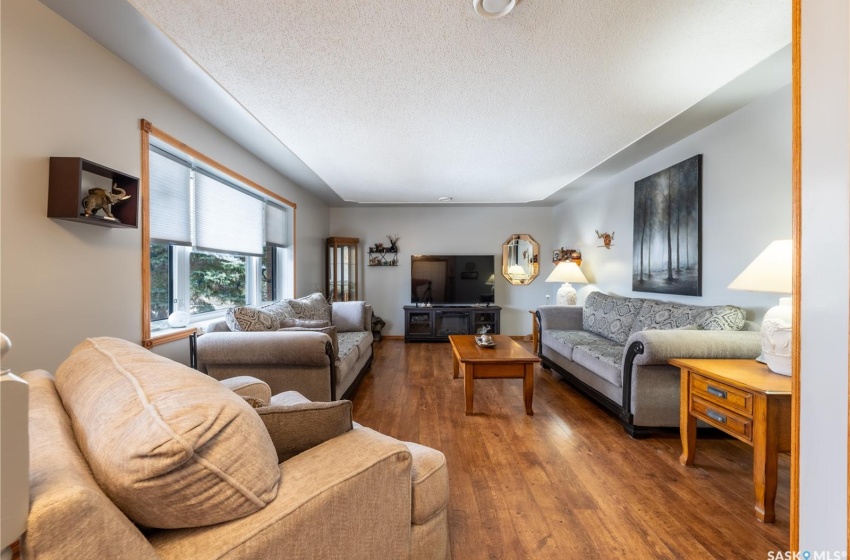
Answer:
[449, 335, 540, 416]
[670, 358, 792, 523]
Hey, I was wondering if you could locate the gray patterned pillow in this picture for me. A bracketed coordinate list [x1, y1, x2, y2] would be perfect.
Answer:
[256, 299, 296, 322]
[631, 301, 705, 333]
[696, 305, 746, 331]
[286, 292, 331, 323]
[582, 292, 645, 344]
[225, 307, 279, 332]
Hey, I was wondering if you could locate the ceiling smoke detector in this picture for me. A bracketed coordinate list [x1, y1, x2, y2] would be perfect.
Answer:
[473, 0, 517, 19]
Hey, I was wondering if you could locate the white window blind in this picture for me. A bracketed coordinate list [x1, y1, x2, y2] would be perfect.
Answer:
[265, 203, 287, 248]
[149, 149, 192, 245]
[194, 170, 264, 256]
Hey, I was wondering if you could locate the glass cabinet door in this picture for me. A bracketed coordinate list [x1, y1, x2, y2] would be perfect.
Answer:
[326, 237, 359, 302]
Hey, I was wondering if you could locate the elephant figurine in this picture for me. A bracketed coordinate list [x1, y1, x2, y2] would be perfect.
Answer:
[81, 183, 130, 220]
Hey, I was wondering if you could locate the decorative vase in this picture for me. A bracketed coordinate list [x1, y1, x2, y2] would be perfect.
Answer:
[761, 297, 792, 376]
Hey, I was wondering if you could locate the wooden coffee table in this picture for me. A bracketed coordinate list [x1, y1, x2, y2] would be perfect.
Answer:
[449, 334, 540, 416]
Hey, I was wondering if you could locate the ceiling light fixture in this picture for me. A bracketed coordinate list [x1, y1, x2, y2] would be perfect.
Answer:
[473, 0, 517, 19]
[437, 196, 453, 202]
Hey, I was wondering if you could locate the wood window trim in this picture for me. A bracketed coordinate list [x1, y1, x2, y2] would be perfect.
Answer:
[140, 119, 297, 349]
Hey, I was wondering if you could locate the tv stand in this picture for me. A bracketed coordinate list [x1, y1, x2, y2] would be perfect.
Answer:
[403, 305, 501, 342]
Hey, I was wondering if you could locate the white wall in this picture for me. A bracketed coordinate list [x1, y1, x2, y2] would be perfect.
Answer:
[799, 0, 849, 549]
[553, 85, 792, 322]
[329, 206, 554, 336]
[0, 0, 330, 372]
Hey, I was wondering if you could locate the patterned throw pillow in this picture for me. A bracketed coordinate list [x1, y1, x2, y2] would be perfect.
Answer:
[631, 301, 705, 333]
[225, 307, 279, 332]
[256, 299, 296, 322]
[582, 292, 645, 344]
[696, 305, 746, 331]
[285, 292, 332, 323]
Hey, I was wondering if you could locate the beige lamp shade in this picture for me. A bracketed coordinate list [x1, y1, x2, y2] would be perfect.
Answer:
[545, 262, 588, 305]
[728, 239, 793, 375]
[545, 261, 588, 284]
[727, 240, 792, 294]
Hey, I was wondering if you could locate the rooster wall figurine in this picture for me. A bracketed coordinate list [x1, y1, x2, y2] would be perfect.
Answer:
[596, 230, 614, 249]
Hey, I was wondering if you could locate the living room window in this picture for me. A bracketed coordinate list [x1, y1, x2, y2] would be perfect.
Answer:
[141, 120, 296, 348]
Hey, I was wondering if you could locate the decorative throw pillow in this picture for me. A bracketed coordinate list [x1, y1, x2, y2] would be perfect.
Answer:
[53, 337, 280, 529]
[257, 299, 296, 322]
[631, 300, 705, 333]
[279, 325, 339, 359]
[285, 292, 332, 323]
[225, 306, 279, 332]
[332, 301, 366, 332]
[697, 305, 746, 331]
[582, 291, 645, 344]
[278, 318, 330, 329]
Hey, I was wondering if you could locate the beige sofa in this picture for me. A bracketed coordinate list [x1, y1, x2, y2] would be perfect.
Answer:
[198, 293, 374, 401]
[23, 337, 449, 559]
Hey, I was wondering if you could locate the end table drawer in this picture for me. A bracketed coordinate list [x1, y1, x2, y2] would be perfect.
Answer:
[691, 396, 753, 442]
[691, 373, 753, 416]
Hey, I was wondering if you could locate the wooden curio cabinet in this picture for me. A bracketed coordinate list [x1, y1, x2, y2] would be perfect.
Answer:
[326, 237, 359, 302]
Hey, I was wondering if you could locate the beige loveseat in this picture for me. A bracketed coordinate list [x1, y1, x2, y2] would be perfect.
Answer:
[23, 337, 449, 559]
[198, 293, 374, 401]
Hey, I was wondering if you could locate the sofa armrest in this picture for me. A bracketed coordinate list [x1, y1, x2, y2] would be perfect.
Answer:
[148, 427, 414, 559]
[257, 399, 353, 463]
[220, 376, 272, 406]
[537, 305, 583, 331]
[627, 329, 762, 366]
[364, 304, 373, 331]
[196, 331, 333, 370]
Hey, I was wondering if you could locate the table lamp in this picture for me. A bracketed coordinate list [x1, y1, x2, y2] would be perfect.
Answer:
[727, 239, 792, 375]
[545, 261, 588, 305]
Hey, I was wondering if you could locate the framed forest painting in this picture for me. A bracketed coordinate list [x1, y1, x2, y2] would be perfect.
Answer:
[632, 154, 702, 296]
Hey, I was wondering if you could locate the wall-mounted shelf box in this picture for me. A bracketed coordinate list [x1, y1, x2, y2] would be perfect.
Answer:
[48, 157, 139, 228]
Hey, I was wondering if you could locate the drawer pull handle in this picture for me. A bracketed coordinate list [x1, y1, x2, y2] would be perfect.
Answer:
[705, 409, 727, 424]
[706, 385, 727, 399]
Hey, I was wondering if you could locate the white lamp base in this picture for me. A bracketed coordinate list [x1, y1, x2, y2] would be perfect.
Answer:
[760, 297, 792, 376]
[556, 282, 577, 305]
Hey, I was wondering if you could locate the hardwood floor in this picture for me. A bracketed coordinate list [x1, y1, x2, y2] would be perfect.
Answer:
[351, 339, 791, 560]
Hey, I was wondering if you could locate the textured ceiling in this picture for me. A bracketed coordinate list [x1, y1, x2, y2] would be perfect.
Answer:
[126, 0, 790, 204]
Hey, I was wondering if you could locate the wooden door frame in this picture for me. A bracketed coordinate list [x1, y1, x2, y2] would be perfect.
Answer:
[790, 0, 800, 550]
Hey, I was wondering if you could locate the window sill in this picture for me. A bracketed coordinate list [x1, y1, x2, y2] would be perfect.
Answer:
[144, 316, 227, 348]
[144, 326, 198, 349]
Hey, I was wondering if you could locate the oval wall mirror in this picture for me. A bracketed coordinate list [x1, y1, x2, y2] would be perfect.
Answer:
[501, 234, 539, 285]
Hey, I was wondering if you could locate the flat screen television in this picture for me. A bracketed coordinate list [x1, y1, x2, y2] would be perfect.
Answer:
[411, 255, 496, 305]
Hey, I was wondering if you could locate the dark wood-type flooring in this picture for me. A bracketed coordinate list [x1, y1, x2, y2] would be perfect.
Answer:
[351, 339, 790, 560]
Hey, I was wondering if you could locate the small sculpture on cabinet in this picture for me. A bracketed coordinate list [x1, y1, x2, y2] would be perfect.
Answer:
[81, 183, 131, 221]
